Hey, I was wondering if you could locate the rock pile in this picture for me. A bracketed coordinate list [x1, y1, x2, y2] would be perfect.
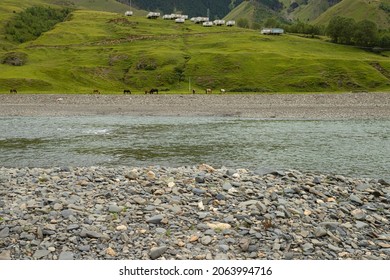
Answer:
[0, 164, 389, 260]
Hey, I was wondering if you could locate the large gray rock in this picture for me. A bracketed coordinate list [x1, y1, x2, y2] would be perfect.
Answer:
[149, 246, 168, 260]
[146, 214, 164, 224]
[59, 251, 74, 260]
[0, 227, 10, 238]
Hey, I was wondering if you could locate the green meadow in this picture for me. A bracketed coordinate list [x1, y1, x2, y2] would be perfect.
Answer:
[1, 9, 390, 94]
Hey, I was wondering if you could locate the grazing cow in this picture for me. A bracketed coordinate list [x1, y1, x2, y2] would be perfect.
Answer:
[220, 89, 226, 94]
[93, 89, 100, 94]
[123, 89, 131, 94]
[149, 88, 158, 94]
[9, 89, 17, 94]
[205, 88, 212, 94]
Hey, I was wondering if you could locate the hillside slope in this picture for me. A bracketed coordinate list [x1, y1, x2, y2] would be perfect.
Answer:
[0, 0, 144, 50]
[226, 0, 390, 29]
[1, 8, 389, 94]
[285, 0, 342, 22]
[313, 0, 390, 29]
[0, 0, 143, 22]
[224, 0, 284, 26]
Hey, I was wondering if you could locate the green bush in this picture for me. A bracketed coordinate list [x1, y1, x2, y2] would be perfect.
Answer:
[379, 2, 390, 13]
[5, 6, 72, 43]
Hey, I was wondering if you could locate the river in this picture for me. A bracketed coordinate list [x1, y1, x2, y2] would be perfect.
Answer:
[0, 116, 389, 180]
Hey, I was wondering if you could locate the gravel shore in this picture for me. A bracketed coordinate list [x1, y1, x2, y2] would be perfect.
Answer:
[0, 165, 389, 260]
[1, 92, 390, 119]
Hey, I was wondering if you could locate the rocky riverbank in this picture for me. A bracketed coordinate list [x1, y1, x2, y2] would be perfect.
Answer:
[1, 92, 390, 119]
[0, 164, 389, 260]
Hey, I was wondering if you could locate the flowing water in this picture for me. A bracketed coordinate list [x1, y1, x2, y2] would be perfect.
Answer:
[0, 116, 389, 180]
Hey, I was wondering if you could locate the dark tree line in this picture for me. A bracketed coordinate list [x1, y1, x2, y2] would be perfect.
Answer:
[326, 16, 390, 48]
[5, 6, 72, 43]
[258, 16, 390, 49]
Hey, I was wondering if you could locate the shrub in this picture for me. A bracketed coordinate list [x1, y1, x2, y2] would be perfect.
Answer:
[1, 52, 28, 66]
[5, 6, 72, 43]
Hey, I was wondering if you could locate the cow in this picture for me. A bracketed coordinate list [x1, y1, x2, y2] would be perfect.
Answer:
[93, 89, 100, 94]
[9, 89, 17, 94]
[220, 89, 226, 94]
[192, 89, 196, 94]
[205, 88, 212, 94]
[149, 88, 158, 94]
[123, 89, 131, 94]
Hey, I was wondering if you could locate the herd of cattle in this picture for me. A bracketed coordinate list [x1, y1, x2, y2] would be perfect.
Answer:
[8, 88, 227, 94]
[122, 88, 227, 94]
[121, 88, 227, 94]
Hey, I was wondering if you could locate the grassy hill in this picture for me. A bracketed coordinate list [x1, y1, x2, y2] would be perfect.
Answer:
[313, 0, 390, 30]
[226, 0, 390, 30]
[287, 0, 341, 22]
[0, 0, 143, 49]
[224, 1, 256, 22]
[0, 3, 390, 94]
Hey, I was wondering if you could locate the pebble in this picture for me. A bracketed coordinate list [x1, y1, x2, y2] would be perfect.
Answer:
[146, 214, 164, 224]
[59, 251, 74, 260]
[0, 227, 10, 238]
[149, 246, 168, 260]
[0, 165, 389, 260]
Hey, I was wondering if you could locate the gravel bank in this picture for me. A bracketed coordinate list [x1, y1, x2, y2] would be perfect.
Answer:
[0, 92, 390, 119]
[1, 164, 389, 260]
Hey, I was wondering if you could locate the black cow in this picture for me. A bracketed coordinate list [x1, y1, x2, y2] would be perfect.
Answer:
[149, 88, 158, 94]
[123, 89, 131, 94]
[10, 89, 17, 94]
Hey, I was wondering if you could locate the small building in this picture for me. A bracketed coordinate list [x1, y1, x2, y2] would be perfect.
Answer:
[175, 18, 185, 23]
[147, 12, 160, 19]
[226, 20, 235, 27]
[213, 20, 225, 26]
[125, 11, 133, 16]
[261, 28, 284, 35]
[163, 14, 173, 20]
[194, 17, 209, 24]
[163, 14, 188, 21]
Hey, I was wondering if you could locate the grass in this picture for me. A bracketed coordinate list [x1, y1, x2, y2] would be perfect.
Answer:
[291, 0, 335, 22]
[224, 1, 255, 22]
[0, 7, 390, 94]
[313, 0, 390, 29]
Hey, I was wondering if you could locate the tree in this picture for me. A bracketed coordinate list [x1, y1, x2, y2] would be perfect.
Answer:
[378, 33, 390, 48]
[326, 16, 343, 43]
[237, 18, 250, 28]
[353, 20, 378, 47]
[326, 16, 355, 44]
[263, 17, 280, 28]
[338, 17, 355, 45]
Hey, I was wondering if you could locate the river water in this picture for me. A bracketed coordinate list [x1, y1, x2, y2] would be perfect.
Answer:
[0, 116, 389, 180]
